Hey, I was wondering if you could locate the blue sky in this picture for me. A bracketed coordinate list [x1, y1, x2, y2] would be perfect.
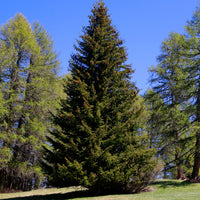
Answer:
[0, 0, 199, 94]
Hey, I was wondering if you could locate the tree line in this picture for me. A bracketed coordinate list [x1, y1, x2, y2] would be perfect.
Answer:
[0, 0, 200, 194]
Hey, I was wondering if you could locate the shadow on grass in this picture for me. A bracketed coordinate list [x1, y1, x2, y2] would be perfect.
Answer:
[152, 180, 193, 188]
[5, 180, 192, 199]
[4, 190, 108, 200]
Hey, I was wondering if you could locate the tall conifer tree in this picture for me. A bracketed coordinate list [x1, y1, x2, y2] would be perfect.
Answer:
[146, 33, 191, 179]
[0, 13, 61, 191]
[44, 1, 156, 193]
[185, 4, 200, 179]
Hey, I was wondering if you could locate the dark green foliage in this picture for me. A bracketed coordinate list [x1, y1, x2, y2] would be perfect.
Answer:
[44, 0, 156, 194]
[0, 13, 61, 191]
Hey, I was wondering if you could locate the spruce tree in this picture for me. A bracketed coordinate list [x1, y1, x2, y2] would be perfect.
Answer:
[45, 1, 156, 193]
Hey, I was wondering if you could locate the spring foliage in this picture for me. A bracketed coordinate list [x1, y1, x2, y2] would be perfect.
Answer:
[0, 13, 61, 191]
[145, 4, 200, 179]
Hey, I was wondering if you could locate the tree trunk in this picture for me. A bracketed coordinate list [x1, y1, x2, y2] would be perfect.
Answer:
[0, 169, 3, 191]
[177, 165, 185, 179]
[192, 133, 200, 179]
[9, 171, 13, 191]
[175, 151, 185, 179]
[192, 79, 200, 179]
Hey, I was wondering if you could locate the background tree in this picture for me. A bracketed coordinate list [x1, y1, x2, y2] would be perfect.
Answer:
[146, 33, 192, 179]
[44, 0, 157, 194]
[0, 13, 61, 191]
[185, 4, 200, 179]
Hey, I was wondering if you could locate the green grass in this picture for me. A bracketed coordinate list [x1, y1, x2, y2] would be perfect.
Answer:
[0, 179, 200, 200]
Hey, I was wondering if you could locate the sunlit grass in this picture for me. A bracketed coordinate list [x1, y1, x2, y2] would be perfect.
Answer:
[0, 186, 86, 199]
[0, 179, 200, 200]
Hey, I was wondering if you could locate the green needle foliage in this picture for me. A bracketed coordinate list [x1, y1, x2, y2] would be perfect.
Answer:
[145, 4, 200, 180]
[145, 33, 192, 179]
[0, 13, 61, 191]
[44, 0, 156, 194]
[185, 4, 200, 179]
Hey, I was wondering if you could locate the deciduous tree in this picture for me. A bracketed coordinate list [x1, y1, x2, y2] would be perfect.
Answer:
[185, 4, 200, 179]
[146, 33, 191, 179]
[0, 13, 61, 191]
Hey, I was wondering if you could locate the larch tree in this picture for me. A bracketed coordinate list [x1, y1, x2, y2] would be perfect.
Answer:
[44, 0, 157, 194]
[0, 13, 61, 191]
[146, 33, 191, 179]
[185, 4, 200, 179]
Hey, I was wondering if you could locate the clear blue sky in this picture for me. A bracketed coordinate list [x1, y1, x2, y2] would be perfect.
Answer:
[0, 0, 199, 94]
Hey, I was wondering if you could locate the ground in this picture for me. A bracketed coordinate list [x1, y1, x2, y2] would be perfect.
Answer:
[0, 179, 200, 200]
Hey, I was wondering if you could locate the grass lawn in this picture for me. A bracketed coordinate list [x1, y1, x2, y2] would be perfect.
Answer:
[0, 179, 200, 200]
